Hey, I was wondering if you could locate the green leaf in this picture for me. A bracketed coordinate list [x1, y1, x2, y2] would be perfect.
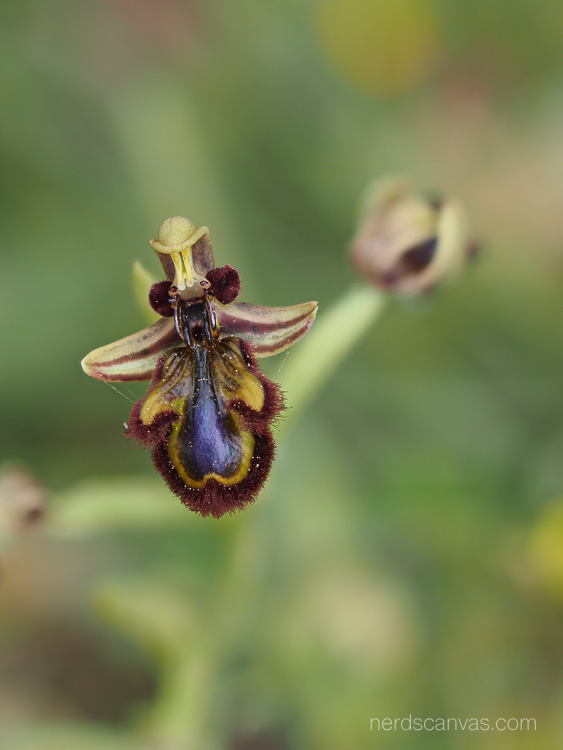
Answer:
[132, 260, 159, 324]
[0, 723, 135, 750]
[92, 578, 197, 653]
[49, 477, 189, 536]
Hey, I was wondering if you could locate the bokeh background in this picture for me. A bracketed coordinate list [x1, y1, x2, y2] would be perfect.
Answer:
[1, 1, 563, 748]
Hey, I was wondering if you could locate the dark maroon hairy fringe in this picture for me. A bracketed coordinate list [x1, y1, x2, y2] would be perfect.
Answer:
[151, 430, 276, 519]
[126, 352, 178, 447]
[127, 342, 285, 518]
[149, 280, 174, 317]
[206, 265, 241, 305]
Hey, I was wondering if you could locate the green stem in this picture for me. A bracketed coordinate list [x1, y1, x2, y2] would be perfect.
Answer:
[278, 284, 387, 437]
[143, 519, 261, 749]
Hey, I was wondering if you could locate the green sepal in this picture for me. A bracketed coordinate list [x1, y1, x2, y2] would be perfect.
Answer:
[132, 260, 160, 324]
[81, 318, 179, 382]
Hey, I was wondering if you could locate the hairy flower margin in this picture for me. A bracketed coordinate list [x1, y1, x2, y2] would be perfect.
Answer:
[82, 218, 317, 518]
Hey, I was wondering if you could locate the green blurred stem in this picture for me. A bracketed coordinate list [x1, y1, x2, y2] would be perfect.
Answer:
[278, 283, 387, 436]
[146, 640, 221, 749]
[144, 520, 261, 749]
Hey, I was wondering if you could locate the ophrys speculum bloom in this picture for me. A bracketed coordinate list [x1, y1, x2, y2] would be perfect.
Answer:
[82, 217, 317, 517]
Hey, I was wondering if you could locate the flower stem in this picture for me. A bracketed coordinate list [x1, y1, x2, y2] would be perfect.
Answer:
[278, 283, 387, 437]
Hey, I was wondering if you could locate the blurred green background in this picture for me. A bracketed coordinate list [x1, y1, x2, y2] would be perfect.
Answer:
[1, 0, 563, 748]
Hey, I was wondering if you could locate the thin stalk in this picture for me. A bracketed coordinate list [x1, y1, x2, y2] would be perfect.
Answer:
[278, 284, 387, 437]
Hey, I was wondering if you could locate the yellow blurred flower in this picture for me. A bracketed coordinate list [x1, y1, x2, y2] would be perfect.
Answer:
[315, 0, 441, 95]
[529, 498, 563, 599]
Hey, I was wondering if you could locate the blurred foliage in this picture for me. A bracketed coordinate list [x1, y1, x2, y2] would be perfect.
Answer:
[1, 1, 563, 749]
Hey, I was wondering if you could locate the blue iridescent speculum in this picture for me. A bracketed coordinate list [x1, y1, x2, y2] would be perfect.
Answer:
[81, 217, 318, 517]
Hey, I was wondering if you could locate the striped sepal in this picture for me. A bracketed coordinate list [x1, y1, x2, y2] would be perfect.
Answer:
[81, 318, 179, 382]
[212, 299, 318, 358]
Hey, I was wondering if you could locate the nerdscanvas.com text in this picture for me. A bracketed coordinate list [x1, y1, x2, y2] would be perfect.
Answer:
[370, 716, 536, 732]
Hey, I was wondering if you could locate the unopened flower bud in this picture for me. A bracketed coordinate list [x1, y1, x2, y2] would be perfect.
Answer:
[350, 178, 476, 295]
[0, 464, 47, 533]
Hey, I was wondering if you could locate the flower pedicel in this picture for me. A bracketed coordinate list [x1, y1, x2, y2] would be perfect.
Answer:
[82, 218, 317, 518]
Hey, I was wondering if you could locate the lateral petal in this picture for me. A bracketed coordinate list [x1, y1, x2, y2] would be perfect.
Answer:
[212, 299, 318, 357]
[81, 318, 180, 382]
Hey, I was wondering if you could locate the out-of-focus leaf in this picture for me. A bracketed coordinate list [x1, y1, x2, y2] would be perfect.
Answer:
[92, 578, 197, 653]
[0, 723, 136, 750]
[49, 477, 189, 536]
[93, 578, 219, 749]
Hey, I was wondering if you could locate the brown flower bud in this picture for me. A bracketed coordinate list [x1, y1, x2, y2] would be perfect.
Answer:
[0, 464, 47, 533]
[350, 178, 476, 295]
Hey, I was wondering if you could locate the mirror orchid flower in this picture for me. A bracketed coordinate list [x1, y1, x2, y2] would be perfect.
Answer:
[82, 217, 318, 518]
